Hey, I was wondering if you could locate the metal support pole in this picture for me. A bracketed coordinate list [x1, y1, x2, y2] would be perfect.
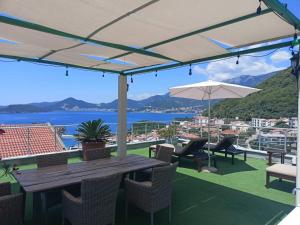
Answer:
[117, 75, 127, 159]
[296, 53, 300, 206]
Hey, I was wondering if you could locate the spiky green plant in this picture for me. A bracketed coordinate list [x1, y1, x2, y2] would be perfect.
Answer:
[74, 119, 111, 143]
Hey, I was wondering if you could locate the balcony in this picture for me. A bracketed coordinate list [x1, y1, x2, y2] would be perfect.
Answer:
[0, 147, 295, 225]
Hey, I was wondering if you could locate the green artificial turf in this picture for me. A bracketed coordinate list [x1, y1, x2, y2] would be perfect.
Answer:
[1, 148, 295, 225]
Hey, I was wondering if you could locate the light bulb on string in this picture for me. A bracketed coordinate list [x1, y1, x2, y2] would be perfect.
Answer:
[65, 65, 69, 76]
[189, 64, 192, 75]
[155, 70, 158, 77]
[130, 75, 133, 83]
[236, 55, 240, 65]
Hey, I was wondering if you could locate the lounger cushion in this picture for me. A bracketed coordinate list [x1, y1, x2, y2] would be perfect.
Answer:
[266, 164, 296, 177]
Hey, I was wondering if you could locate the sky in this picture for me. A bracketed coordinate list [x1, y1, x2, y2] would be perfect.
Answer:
[0, 0, 299, 105]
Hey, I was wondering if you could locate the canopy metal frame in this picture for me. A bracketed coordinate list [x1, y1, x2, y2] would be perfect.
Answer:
[0, 0, 298, 75]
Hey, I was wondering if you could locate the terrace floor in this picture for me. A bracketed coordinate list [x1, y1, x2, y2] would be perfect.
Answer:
[1, 148, 296, 225]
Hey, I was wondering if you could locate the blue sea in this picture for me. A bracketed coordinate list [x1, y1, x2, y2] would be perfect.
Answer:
[0, 111, 195, 147]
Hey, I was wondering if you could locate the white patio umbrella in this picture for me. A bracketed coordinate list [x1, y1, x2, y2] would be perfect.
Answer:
[169, 80, 260, 172]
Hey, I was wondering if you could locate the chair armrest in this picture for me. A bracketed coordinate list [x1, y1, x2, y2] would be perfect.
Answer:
[0, 182, 11, 197]
[62, 190, 81, 205]
[125, 178, 152, 194]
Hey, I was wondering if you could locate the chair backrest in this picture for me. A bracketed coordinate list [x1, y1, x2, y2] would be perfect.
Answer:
[156, 145, 174, 163]
[84, 148, 111, 161]
[0, 182, 11, 197]
[181, 138, 208, 156]
[37, 152, 68, 168]
[81, 174, 122, 225]
[151, 162, 178, 195]
[214, 136, 236, 151]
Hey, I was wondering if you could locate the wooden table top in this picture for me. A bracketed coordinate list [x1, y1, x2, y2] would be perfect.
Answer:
[13, 154, 166, 193]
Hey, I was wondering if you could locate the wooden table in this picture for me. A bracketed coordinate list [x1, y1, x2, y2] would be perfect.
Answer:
[13, 154, 166, 225]
[266, 149, 286, 165]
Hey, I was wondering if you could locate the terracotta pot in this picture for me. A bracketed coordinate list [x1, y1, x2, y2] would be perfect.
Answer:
[81, 141, 109, 160]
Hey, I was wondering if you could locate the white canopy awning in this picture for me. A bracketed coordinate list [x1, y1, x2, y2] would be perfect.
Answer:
[0, 0, 299, 74]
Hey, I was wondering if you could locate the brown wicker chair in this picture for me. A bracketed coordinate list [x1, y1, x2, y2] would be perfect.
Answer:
[36, 152, 68, 224]
[84, 148, 111, 161]
[62, 174, 122, 225]
[0, 182, 23, 225]
[125, 162, 178, 225]
[36, 152, 68, 168]
[139, 145, 174, 180]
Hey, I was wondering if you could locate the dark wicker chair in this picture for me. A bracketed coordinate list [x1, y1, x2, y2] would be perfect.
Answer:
[210, 136, 247, 164]
[84, 148, 111, 161]
[174, 138, 216, 171]
[125, 162, 178, 225]
[0, 182, 23, 225]
[138, 145, 174, 180]
[36, 152, 68, 224]
[62, 174, 122, 225]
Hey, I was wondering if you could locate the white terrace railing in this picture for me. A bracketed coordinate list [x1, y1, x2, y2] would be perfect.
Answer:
[0, 120, 298, 159]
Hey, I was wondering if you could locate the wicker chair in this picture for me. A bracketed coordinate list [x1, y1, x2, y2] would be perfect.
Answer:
[84, 148, 111, 161]
[62, 174, 122, 225]
[139, 145, 174, 180]
[0, 182, 23, 225]
[36, 152, 68, 168]
[36, 152, 68, 224]
[125, 162, 178, 225]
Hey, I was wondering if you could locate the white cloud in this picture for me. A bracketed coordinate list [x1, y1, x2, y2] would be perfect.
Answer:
[128, 92, 161, 100]
[193, 56, 286, 81]
[270, 50, 291, 62]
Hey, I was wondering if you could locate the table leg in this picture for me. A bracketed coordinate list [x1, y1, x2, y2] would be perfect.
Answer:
[20, 187, 27, 222]
[268, 152, 273, 166]
[149, 148, 151, 158]
[32, 192, 44, 225]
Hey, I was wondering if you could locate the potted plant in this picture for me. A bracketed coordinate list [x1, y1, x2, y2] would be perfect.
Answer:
[74, 119, 111, 160]
[158, 125, 178, 144]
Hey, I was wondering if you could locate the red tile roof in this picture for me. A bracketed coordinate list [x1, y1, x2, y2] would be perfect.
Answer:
[0, 124, 65, 159]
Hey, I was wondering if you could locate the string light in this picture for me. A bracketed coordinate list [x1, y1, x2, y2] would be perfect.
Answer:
[65, 65, 69, 76]
[102, 71, 105, 77]
[130, 75, 133, 83]
[236, 54, 240, 65]
[294, 27, 298, 41]
[189, 64, 192, 75]
[155, 70, 158, 77]
[256, 0, 262, 15]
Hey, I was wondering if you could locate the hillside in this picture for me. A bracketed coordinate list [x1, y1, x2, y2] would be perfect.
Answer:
[98, 93, 204, 110]
[208, 69, 297, 120]
[223, 72, 276, 87]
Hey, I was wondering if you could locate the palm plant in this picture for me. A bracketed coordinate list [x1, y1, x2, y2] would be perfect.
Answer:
[74, 119, 111, 143]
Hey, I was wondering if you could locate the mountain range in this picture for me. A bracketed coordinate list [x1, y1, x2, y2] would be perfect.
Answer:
[0, 72, 277, 113]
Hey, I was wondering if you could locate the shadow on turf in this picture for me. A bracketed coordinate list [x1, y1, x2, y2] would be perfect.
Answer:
[267, 179, 295, 193]
[174, 155, 256, 175]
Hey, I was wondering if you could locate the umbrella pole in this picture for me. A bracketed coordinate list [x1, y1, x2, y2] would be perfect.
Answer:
[202, 89, 217, 173]
[208, 95, 211, 167]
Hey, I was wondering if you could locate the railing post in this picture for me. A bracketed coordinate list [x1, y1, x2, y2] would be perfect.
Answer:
[258, 127, 261, 151]
[54, 127, 57, 151]
[145, 123, 147, 141]
[26, 127, 30, 156]
[284, 129, 287, 152]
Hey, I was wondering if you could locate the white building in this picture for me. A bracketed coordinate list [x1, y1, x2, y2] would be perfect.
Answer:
[288, 117, 298, 128]
[251, 118, 278, 128]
